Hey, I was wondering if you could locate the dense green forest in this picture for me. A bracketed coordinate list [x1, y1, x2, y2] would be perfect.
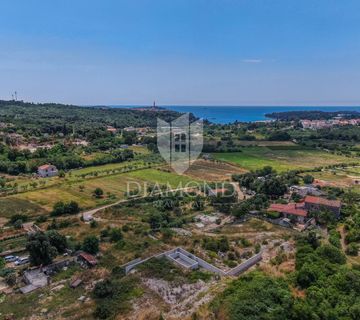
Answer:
[212, 233, 360, 320]
[0, 100, 186, 136]
[266, 110, 360, 121]
[0, 100, 188, 174]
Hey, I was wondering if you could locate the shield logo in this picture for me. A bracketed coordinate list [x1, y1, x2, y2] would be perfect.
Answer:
[157, 113, 203, 174]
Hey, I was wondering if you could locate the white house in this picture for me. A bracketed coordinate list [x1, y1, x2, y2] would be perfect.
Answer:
[38, 164, 58, 178]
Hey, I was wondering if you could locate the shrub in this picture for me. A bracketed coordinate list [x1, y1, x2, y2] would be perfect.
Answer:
[346, 243, 359, 256]
[82, 235, 99, 254]
[266, 211, 281, 219]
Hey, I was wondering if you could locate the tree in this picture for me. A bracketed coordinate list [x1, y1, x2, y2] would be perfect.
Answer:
[0, 257, 5, 269]
[82, 235, 99, 254]
[346, 243, 359, 256]
[51, 201, 80, 216]
[303, 175, 314, 184]
[93, 188, 104, 198]
[316, 244, 346, 264]
[13, 219, 23, 229]
[26, 232, 58, 266]
[47, 230, 68, 253]
[9, 214, 28, 225]
[307, 230, 320, 249]
[192, 196, 204, 211]
[212, 272, 293, 320]
[109, 228, 123, 242]
[296, 262, 322, 288]
[310, 209, 337, 225]
[268, 131, 291, 141]
[5, 273, 16, 286]
[67, 201, 80, 214]
[93, 279, 114, 298]
[51, 201, 65, 216]
[94, 304, 112, 320]
[90, 220, 98, 228]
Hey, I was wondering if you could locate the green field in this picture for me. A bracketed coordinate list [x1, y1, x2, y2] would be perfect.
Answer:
[0, 168, 197, 217]
[212, 146, 356, 172]
[0, 198, 47, 218]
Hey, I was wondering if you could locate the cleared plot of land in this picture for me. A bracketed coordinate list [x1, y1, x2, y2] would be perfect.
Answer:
[125, 168, 197, 187]
[183, 159, 246, 181]
[310, 166, 360, 188]
[212, 146, 355, 172]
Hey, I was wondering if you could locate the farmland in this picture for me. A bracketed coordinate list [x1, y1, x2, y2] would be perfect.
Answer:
[0, 168, 198, 217]
[212, 146, 356, 172]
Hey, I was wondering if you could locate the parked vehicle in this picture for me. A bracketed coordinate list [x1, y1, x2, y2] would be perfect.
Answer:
[4, 255, 19, 262]
[15, 257, 29, 266]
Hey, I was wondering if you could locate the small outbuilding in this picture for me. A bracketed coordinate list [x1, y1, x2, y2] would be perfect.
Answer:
[77, 252, 97, 268]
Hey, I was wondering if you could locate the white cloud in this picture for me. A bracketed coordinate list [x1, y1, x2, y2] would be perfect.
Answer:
[242, 59, 263, 64]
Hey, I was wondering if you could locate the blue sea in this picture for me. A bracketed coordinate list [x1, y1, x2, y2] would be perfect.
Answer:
[111, 105, 360, 124]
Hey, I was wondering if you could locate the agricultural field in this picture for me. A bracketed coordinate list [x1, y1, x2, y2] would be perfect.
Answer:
[125, 168, 197, 188]
[310, 166, 360, 188]
[232, 140, 296, 147]
[183, 159, 246, 181]
[0, 168, 197, 217]
[0, 198, 47, 218]
[212, 146, 356, 172]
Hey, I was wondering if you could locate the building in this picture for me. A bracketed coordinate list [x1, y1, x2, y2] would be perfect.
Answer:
[20, 268, 50, 294]
[38, 164, 58, 178]
[290, 185, 323, 197]
[106, 126, 117, 133]
[268, 195, 342, 224]
[304, 196, 341, 217]
[77, 252, 97, 268]
[268, 203, 308, 223]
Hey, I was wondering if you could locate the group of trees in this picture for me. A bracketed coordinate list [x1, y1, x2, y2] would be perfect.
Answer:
[233, 166, 297, 199]
[51, 201, 80, 216]
[0, 141, 134, 176]
[0, 100, 185, 137]
[202, 236, 230, 253]
[265, 110, 360, 121]
[211, 231, 360, 320]
[0, 257, 16, 286]
[341, 191, 360, 255]
[26, 231, 101, 266]
[26, 231, 68, 265]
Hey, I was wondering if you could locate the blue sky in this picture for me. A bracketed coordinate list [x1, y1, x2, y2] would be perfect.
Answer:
[0, 0, 360, 105]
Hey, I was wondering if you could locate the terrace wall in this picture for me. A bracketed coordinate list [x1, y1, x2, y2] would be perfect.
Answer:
[227, 251, 262, 276]
[122, 247, 263, 277]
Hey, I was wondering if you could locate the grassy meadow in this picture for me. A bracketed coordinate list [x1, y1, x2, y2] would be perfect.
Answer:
[212, 146, 356, 172]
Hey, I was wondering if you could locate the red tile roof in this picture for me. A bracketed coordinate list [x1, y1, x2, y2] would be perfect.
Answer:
[268, 203, 308, 217]
[38, 164, 54, 170]
[79, 252, 97, 266]
[304, 196, 341, 208]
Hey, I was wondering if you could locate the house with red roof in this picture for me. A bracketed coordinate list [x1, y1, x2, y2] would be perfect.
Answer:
[37, 164, 58, 178]
[304, 196, 341, 217]
[268, 203, 308, 223]
[268, 195, 342, 225]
